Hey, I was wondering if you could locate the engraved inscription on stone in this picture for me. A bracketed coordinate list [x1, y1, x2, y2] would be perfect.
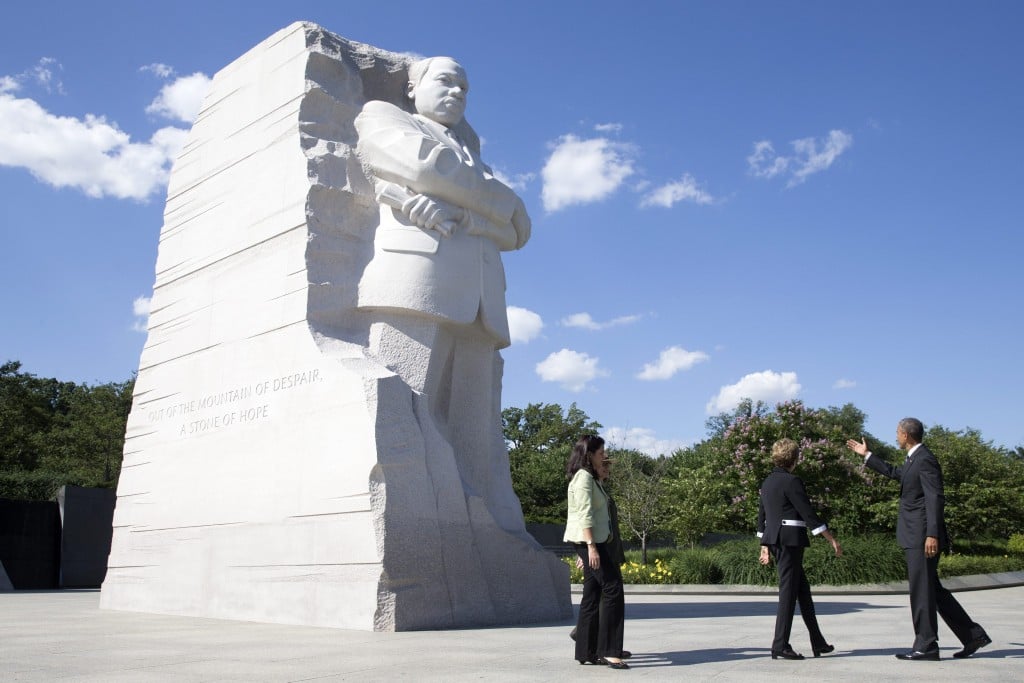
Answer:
[142, 368, 322, 437]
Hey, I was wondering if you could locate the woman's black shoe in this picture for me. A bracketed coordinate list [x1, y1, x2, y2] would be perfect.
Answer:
[598, 658, 629, 669]
[577, 657, 602, 665]
[771, 648, 805, 660]
[813, 644, 835, 657]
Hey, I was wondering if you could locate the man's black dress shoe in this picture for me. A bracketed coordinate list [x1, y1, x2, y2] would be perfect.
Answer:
[812, 644, 835, 657]
[953, 634, 991, 659]
[895, 648, 940, 661]
[771, 648, 805, 660]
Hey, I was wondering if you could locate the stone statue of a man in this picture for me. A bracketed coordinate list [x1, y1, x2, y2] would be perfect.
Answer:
[354, 57, 531, 530]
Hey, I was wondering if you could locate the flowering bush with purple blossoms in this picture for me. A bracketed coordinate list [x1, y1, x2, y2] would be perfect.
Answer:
[681, 399, 896, 537]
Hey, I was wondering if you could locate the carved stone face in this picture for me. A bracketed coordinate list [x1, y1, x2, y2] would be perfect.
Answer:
[409, 58, 468, 127]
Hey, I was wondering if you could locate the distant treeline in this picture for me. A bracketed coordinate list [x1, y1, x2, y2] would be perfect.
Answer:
[505, 400, 1024, 558]
[1, 361, 132, 500]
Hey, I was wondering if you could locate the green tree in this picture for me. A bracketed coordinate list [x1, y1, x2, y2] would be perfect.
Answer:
[41, 378, 134, 488]
[662, 456, 733, 548]
[0, 360, 134, 500]
[923, 426, 1024, 542]
[667, 400, 895, 539]
[0, 361, 71, 472]
[503, 402, 601, 524]
[605, 448, 669, 563]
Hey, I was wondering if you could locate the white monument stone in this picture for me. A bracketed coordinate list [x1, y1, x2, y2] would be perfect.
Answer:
[100, 22, 571, 631]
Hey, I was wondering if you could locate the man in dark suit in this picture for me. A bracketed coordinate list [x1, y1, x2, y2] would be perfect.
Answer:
[847, 418, 991, 661]
[758, 438, 842, 660]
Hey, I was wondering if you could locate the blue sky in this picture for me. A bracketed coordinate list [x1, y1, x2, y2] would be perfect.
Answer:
[2, 2, 1022, 455]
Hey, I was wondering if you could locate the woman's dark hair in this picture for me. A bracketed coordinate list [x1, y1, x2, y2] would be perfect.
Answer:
[567, 434, 605, 480]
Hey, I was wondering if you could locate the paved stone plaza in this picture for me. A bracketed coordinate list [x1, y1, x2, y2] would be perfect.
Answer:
[2, 576, 1022, 681]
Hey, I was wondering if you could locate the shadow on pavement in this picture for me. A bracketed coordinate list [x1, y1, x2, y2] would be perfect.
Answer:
[624, 600, 901, 619]
[620, 645, 1024, 667]
[617, 647, 769, 667]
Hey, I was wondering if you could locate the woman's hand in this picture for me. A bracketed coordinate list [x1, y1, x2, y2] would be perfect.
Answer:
[588, 544, 600, 570]
[823, 530, 843, 557]
[759, 546, 771, 566]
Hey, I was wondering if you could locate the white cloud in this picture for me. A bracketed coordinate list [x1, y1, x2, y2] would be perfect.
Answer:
[706, 370, 801, 414]
[788, 130, 853, 186]
[594, 122, 623, 133]
[29, 57, 64, 94]
[561, 312, 642, 331]
[747, 130, 852, 187]
[535, 348, 607, 392]
[747, 140, 788, 179]
[0, 86, 189, 200]
[2, 58, 64, 95]
[636, 346, 709, 381]
[641, 173, 715, 208]
[603, 426, 687, 457]
[541, 134, 635, 212]
[132, 296, 151, 332]
[145, 72, 211, 123]
[507, 305, 543, 344]
[0, 61, 199, 200]
[140, 63, 175, 78]
[492, 167, 535, 191]
[833, 378, 857, 389]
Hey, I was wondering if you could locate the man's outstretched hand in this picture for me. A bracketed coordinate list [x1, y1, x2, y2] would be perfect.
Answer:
[846, 437, 868, 457]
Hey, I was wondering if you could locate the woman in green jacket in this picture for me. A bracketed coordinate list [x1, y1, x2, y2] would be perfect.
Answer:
[564, 435, 628, 669]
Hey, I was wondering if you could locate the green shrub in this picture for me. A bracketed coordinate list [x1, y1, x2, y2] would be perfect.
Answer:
[938, 553, 1024, 578]
[700, 535, 908, 586]
[563, 555, 583, 583]
[1007, 533, 1024, 556]
[669, 549, 723, 584]
[806, 534, 906, 585]
[0, 470, 65, 501]
[709, 540, 777, 586]
[950, 537, 1007, 556]
[562, 535, 1024, 585]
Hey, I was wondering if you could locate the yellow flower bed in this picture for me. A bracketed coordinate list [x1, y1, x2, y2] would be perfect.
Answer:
[563, 557, 674, 584]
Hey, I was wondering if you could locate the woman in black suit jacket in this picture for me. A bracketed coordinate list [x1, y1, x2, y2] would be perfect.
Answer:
[757, 438, 842, 660]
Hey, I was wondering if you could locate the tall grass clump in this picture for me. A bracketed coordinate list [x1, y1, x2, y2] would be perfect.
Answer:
[668, 548, 724, 584]
[939, 553, 1024, 578]
[709, 535, 907, 585]
[709, 540, 777, 586]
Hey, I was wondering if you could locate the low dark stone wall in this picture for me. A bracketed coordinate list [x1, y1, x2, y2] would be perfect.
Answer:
[0, 499, 61, 589]
[0, 486, 116, 590]
[526, 522, 573, 555]
[57, 486, 116, 588]
[527, 522, 678, 557]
